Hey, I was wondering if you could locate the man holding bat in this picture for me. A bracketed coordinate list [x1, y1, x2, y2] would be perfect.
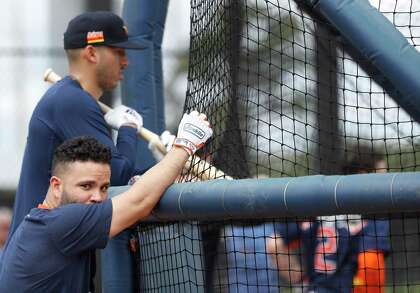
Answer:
[0, 113, 213, 292]
[10, 11, 148, 235]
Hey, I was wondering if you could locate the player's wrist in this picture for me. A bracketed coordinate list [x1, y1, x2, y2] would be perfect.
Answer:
[121, 122, 138, 129]
[173, 137, 196, 156]
[172, 144, 191, 157]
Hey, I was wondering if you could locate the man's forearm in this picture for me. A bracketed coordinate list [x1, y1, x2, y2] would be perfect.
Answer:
[130, 146, 189, 210]
[109, 146, 189, 237]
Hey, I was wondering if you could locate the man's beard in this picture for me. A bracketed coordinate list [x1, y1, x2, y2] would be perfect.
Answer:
[96, 66, 117, 92]
[60, 189, 77, 206]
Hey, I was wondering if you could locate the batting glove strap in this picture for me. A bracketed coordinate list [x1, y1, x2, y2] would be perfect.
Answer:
[173, 138, 196, 156]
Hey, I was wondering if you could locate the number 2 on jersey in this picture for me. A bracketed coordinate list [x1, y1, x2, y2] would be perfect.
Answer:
[314, 223, 337, 274]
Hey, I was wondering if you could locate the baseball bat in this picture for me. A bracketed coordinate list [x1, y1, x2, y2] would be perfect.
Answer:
[43, 68, 232, 181]
[43, 69, 166, 154]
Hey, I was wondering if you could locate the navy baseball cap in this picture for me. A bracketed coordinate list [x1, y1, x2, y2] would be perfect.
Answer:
[63, 11, 144, 50]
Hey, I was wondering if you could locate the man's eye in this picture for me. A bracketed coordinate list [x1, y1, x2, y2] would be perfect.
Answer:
[81, 184, 91, 190]
[117, 49, 126, 57]
[101, 186, 109, 192]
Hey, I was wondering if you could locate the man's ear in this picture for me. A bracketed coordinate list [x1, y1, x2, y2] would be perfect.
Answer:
[82, 45, 99, 64]
[50, 176, 63, 203]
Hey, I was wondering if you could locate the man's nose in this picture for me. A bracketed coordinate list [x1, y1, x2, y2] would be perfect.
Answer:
[90, 191, 104, 203]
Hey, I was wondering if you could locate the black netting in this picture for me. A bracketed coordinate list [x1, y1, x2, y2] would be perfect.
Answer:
[133, 216, 420, 292]
[184, 0, 420, 178]
[132, 0, 420, 292]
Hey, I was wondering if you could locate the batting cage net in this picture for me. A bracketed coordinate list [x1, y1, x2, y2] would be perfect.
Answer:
[131, 0, 420, 292]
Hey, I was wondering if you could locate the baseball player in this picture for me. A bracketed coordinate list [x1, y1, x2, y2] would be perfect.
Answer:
[270, 215, 389, 293]
[0, 111, 212, 292]
[10, 11, 146, 234]
[268, 152, 390, 293]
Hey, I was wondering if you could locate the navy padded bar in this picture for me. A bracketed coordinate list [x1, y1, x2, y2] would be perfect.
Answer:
[108, 172, 420, 221]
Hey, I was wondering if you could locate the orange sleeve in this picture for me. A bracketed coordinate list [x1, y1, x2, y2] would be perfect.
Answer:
[353, 250, 385, 293]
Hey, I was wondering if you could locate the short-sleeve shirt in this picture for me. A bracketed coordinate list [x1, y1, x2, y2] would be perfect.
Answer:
[11, 76, 140, 234]
[0, 199, 113, 292]
[275, 215, 390, 293]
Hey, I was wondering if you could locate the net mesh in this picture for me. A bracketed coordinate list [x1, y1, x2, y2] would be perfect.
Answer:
[132, 0, 420, 292]
[133, 216, 420, 292]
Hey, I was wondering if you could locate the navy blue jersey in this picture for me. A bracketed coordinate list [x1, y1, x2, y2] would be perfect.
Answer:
[11, 76, 140, 234]
[275, 216, 390, 293]
[0, 199, 112, 292]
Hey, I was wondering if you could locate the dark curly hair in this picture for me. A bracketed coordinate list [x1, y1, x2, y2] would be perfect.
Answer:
[52, 136, 111, 175]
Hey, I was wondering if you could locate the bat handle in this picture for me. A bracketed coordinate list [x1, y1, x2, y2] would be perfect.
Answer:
[97, 101, 111, 113]
[139, 128, 167, 154]
[101, 102, 167, 154]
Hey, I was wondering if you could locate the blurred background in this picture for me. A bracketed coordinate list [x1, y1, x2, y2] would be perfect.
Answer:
[0, 0, 190, 205]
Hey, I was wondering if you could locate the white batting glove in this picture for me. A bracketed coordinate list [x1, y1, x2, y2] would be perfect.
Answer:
[160, 130, 176, 152]
[104, 105, 143, 130]
[148, 130, 176, 161]
[173, 111, 213, 155]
